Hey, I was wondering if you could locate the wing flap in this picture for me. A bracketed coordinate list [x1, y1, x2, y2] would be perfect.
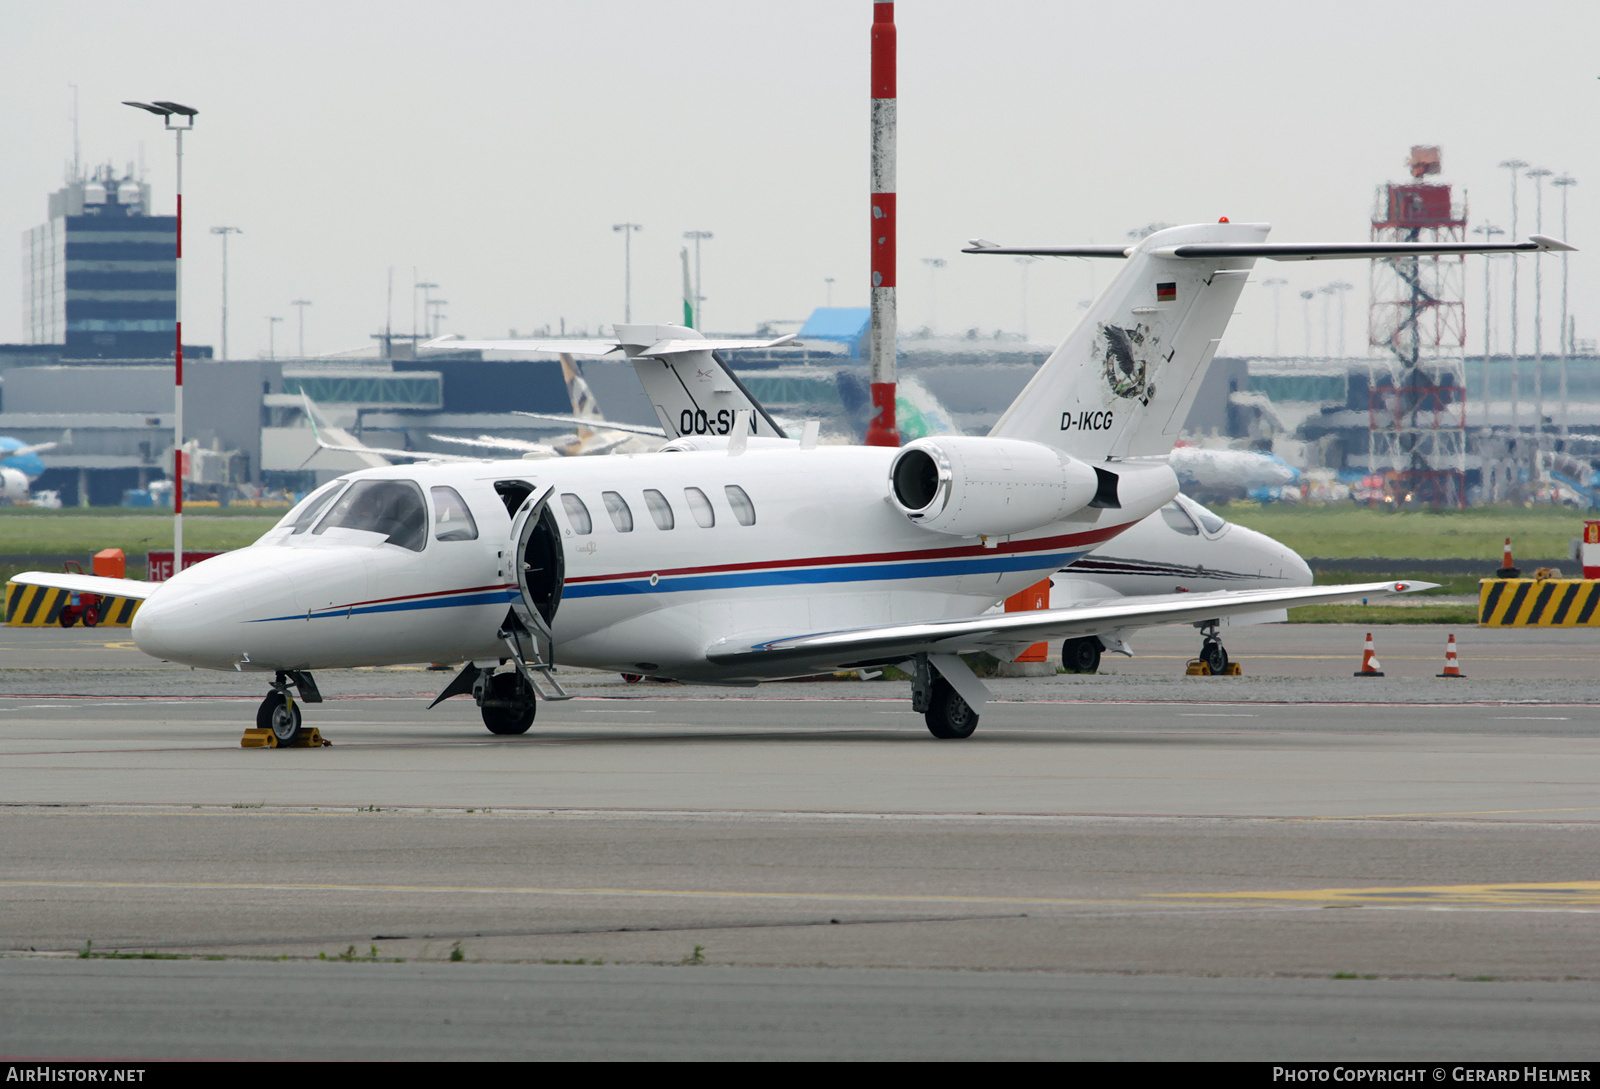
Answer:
[705, 580, 1435, 672]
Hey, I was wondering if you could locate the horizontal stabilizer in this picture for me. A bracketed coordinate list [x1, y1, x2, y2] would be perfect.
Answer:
[512, 412, 667, 438]
[966, 235, 1574, 261]
[422, 333, 797, 357]
[9, 571, 160, 601]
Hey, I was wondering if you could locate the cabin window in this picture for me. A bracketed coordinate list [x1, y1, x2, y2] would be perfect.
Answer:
[643, 489, 675, 530]
[314, 479, 428, 552]
[277, 480, 347, 535]
[1158, 501, 1200, 536]
[602, 491, 634, 532]
[430, 486, 478, 542]
[560, 493, 593, 535]
[724, 485, 756, 526]
[684, 486, 715, 528]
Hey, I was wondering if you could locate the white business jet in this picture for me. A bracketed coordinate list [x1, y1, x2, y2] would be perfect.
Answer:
[13, 222, 1566, 743]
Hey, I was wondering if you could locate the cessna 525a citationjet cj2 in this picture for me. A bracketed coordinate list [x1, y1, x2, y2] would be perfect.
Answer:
[12, 221, 1569, 742]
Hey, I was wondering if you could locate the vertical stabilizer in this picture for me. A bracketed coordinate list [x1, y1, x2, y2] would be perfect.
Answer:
[989, 222, 1265, 460]
[613, 323, 787, 439]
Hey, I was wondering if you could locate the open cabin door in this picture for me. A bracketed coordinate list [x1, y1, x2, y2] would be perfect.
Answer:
[498, 481, 564, 666]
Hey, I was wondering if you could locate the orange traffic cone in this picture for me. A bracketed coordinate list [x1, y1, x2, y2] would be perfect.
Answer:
[1436, 634, 1465, 678]
[1497, 537, 1520, 578]
[1354, 631, 1385, 677]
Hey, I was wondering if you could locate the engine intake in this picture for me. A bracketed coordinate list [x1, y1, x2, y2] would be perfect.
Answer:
[888, 436, 1100, 537]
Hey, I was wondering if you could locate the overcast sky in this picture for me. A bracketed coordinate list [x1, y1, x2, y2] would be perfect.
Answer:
[3, 0, 1595, 361]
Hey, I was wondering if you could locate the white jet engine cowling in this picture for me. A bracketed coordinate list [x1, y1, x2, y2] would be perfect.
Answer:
[888, 436, 1102, 537]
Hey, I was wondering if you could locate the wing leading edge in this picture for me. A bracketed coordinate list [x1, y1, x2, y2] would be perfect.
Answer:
[704, 579, 1435, 673]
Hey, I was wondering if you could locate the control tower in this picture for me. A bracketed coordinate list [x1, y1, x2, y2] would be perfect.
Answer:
[1367, 145, 1468, 506]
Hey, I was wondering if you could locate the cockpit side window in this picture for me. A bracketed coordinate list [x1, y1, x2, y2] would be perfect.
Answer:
[430, 486, 479, 542]
[276, 481, 347, 536]
[1158, 500, 1200, 536]
[312, 479, 428, 551]
[1177, 494, 1228, 535]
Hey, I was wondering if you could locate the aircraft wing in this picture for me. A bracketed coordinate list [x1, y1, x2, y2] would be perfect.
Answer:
[427, 433, 563, 456]
[704, 579, 1434, 673]
[8, 571, 160, 600]
[511, 412, 667, 438]
[309, 435, 480, 463]
[3, 441, 59, 460]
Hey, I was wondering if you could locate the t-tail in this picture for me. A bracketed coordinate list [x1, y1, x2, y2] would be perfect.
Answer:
[986, 221, 1263, 462]
[972, 220, 1572, 463]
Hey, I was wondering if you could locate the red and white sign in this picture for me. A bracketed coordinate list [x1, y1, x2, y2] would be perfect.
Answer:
[1583, 522, 1600, 580]
[146, 551, 221, 583]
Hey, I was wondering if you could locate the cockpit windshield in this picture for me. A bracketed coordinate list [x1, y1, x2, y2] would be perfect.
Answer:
[1175, 493, 1228, 536]
[274, 481, 348, 536]
[312, 479, 428, 551]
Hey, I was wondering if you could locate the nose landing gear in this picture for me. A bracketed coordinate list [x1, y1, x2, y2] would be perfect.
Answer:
[1186, 622, 1241, 676]
[243, 671, 328, 748]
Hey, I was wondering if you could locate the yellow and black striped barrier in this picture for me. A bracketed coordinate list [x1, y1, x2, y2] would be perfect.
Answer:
[4, 582, 142, 627]
[1478, 578, 1600, 627]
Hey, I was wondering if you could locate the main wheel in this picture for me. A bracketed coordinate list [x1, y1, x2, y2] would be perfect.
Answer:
[481, 672, 536, 735]
[1200, 639, 1229, 675]
[1061, 637, 1102, 674]
[257, 691, 302, 745]
[924, 676, 979, 740]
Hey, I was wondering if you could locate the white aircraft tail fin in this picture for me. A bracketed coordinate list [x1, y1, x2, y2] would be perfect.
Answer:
[558, 354, 602, 443]
[612, 323, 787, 440]
[986, 221, 1263, 461]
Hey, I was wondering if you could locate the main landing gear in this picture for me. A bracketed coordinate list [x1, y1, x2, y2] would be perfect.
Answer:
[910, 655, 981, 740]
[427, 628, 573, 737]
[1188, 621, 1238, 676]
[1060, 636, 1102, 674]
[245, 671, 324, 748]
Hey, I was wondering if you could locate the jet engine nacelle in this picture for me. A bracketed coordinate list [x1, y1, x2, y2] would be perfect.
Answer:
[888, 436, 1101, 537]
[0, 466, 29, 502]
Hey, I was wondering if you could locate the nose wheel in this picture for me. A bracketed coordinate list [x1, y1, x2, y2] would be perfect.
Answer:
[257, 690, 302, 744]
[243, 671, 327, 748]
[1188, 622, 1240, 676]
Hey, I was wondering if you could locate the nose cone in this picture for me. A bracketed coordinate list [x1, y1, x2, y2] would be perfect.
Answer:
[1228, 524, 1312, 586]
[132, 553, 261, 669]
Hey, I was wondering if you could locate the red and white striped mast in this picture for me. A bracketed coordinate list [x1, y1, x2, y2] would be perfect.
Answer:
[864, 1, 898, 447]
[124, 100, 197, 572]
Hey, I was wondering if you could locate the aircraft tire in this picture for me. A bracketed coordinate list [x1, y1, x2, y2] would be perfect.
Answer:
[924, 677, 978, 740]
[481, 672, 537, 735]
[1200, 639, 1228, 675]
[258, 691, 302, 745]
[1061, 637, 1101, 674]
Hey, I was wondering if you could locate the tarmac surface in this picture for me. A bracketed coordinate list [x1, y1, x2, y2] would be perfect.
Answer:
[1, 623, 1597, 1060]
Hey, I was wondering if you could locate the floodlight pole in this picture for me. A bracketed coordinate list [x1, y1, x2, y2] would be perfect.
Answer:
[210, 227, 241, 361]
[613, 224, 642, 323]
[267, 316, 282, 359]
[1473, 223, 1504, 429]
[291, 299, 312, 357]
[1527, 166, 1553, 451]
[1499, 160, 1527, 443]
[1259, 277, 1288, 356]
[124, 100, 196, 573]
[1552, 175, 1576, 436]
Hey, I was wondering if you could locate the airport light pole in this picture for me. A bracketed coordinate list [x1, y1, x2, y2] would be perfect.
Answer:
[1552, 175, 1576, 436]
[1258, 277, 1288, 356]
[267, 315, 282, 360]
[824, 277, 835, 307]
[291, 299, 312, 358]
[613, 223, 642, 324]
[210, 226, 241, 361]
[123, 99, 196, 571]
[1015, 256, 1037, 342]
[683, 230, 712, 331]
[1499, 159, 1528, 442]
[428, 299, 447, 339]
[1473, 222, 1505, 428]
[1299, 290, 1315, 360]
[1527, 166, 1553, 449]
[1322, 282, 1353, 358]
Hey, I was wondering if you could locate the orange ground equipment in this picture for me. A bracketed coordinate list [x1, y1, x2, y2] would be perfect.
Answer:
[1354, 631, 1385, 677]
[1436, 633, 1465, 678]
[1003, 578, 1051, 662]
